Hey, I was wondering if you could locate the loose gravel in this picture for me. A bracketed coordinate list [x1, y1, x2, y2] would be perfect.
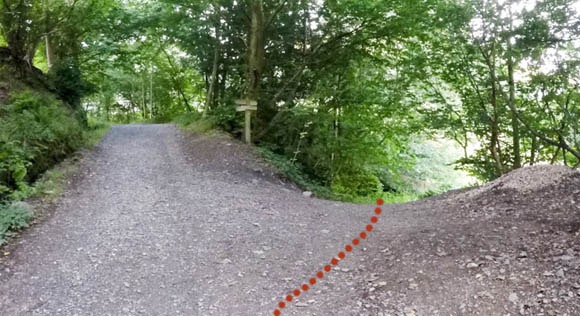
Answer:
[1, 124, 578, 316]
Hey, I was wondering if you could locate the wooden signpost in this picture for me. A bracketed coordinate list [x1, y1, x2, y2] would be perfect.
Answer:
[235, 98, 257, 144]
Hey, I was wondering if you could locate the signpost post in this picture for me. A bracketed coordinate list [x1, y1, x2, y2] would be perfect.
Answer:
[235, 98, 257, 144]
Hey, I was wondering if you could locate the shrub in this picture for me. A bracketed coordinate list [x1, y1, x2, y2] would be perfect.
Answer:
[0, 90, 85, 200]
[257, 147, 333, 199]
[0, 203, 33, 244]
[331, 171, 383, 198]
[208, 104, 239, 132]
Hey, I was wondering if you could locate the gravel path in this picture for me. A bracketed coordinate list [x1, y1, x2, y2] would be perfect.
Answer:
[1, 124, 579, 316]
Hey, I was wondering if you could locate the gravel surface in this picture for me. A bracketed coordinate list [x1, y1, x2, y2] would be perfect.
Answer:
[1, 124, 579, 316]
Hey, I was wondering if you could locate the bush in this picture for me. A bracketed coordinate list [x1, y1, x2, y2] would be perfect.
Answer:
[0, 203, 33, 244]
[208, 104, 239, 132]
[331, 171, 383, 198]
[0, 90, 85, 200]
[257, 147, 334, 199]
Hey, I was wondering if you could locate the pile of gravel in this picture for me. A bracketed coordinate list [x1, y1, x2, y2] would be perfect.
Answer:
[460, 165, 579, 200]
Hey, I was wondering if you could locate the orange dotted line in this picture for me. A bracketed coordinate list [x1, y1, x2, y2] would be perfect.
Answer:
[273, 198, 385, 316]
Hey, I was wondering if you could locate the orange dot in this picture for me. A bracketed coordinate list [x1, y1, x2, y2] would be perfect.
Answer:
[345, 245, 353, 252]
[360, 232, 367, 239]
[324, 265, 331, 272]
[309, 277, 317, 285]
[377, 198, 384, 205]
[293, 289, 301, 296]
[371, 216, 378, 223]
[302, 284, 309, 291]
[331, 258, 339, 265]
[353, 238, 360, 246]
[338, 252, 346, 259]
[278, 301, 286, 309]
[366, 225, 373, 232]
[274, 309, 281, 316]
[286, 295, 293, 302]
[317, 271, 324, 279]
[375, 207, 382, 215]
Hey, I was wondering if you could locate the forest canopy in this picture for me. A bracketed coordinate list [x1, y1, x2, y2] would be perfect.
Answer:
[0, 0, 579, 201]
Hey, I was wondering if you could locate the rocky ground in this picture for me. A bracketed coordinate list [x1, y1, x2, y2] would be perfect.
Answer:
[0, 124, 578, 316]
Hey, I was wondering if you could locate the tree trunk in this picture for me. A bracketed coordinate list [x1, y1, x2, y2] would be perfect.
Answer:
[44, 0, 55, 70]
[530, 135, 537, 165]
[246, 0, 265, 100]
[149, 66, 154, 119]
[3, 0, 30, 64]
[142, 79, 146, 119]
[506, 14, 521, 169]
[507, 54, 521, 169]
[204, 29, 220, 117]
[562, 137, 568, 166]
[241, 0, 265, 143]
[219, 64, 227, 101]
[489, 44, 504, 175]
[45, 35, 55, 69]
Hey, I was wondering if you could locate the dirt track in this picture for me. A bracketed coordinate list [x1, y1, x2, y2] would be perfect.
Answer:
[1, 124, 579, 316]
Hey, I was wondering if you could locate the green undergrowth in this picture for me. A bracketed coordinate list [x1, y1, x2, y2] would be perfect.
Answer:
[0, 90, 83, 199]
[0, 155, 78, 245]
[348, 191, 419, 204]
[33, 118, 109, 199]
[173, 112, 217, 134]
[0, 203, 33, 245]
[257, 147, 335, 199]
[257, 147, 418, 204]
[84, 118, 111, 148]
[0, 106, 110, 246]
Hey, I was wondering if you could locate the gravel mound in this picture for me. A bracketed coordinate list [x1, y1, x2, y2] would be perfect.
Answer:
[459, 165, 579, 200]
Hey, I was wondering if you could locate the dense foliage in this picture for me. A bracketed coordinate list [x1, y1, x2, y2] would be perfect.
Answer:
[159, 0, 578, 197]
[0, 91, 85, 199]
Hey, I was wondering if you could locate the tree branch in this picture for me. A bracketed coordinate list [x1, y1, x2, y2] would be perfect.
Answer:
[264, 0, 288, 30]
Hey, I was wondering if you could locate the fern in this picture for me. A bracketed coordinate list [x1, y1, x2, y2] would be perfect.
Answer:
[0, 90, 84, 200]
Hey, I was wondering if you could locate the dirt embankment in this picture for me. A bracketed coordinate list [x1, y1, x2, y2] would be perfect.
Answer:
[358, 165, 580, 316]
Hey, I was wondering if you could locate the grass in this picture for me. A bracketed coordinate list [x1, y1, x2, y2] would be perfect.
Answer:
[84, 118, 111, 148]
[31, 164, 74, 201]
[347, 191, 419, 204]
[182, 119, 214, 134]
[173, 112, 216, 134]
